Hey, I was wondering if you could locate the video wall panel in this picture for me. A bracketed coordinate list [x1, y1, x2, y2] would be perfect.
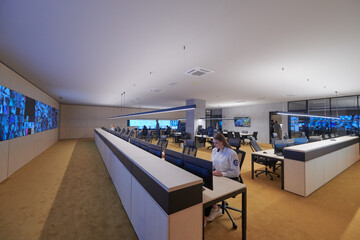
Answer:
[0, 85, 58, 141]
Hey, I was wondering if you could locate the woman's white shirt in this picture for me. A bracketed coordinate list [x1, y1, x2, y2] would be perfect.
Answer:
[211, 147, 240, 178]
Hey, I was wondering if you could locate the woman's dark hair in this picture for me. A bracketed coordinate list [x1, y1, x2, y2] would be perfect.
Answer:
[213, 133, 232, 148]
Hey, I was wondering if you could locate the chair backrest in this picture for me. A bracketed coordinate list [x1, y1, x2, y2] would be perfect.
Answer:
[157, 139, 168, 152]
[249, 138, 262, 152]
[234, 132, 240, 139]
[252, 131, 258, 140]
[236, 149, 246, 183]
[186, 139, 195, 146]
[227, 131, 235, 139]
[183, 145, 197, 157]
[228, 138, 241, 151]
[145, 134, 153, 143]
[283, 133, 289, 139]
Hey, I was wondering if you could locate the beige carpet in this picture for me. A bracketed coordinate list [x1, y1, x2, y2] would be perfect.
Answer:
[0, 138, 359, 240]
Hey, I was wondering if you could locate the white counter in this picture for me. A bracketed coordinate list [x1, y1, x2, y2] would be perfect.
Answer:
[283, 136, 359, 197]
[95, 128, 203, 240]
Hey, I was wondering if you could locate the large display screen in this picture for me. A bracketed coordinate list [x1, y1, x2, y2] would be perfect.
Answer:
[234, 117, 251, 127]
[0, 85, 58, 141]
[128, 119, 179, 129]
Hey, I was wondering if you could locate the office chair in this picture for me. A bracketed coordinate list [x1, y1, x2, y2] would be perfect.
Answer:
[249, 137, 279, 180]
[234, 131, 240, 139]
[217, 149, 246, 230]
[283, 133, 289, 139]
[252, 131, 258, 140]
[157, 139, 168, 152]
[145, 134, 153, 143]
[227, 131, 235, 139]
[228, 138, 241, 152]
[182, 140, 197, 157]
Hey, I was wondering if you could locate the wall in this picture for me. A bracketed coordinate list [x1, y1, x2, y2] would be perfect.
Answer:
[60, 104, 186, 139]
[0, 62, 59, 182]
[222, 102, 288, 144]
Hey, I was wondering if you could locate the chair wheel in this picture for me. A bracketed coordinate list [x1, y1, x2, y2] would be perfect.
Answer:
[277, 175, 280, 178]
[270, 178, 273, 180]
[233, 224, 237, 230]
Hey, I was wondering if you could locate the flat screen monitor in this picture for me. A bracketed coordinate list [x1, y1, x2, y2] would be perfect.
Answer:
[274, 140, 289, 156]
[164, 149, 183, 168]
[147, 143, 162, 158]
[183, 154, 213, 190]
[234, 117, 251, 127]
[294, 137, 308, 145]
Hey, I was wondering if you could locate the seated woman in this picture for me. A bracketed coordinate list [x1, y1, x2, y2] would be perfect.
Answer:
[204, 133, 240, 225]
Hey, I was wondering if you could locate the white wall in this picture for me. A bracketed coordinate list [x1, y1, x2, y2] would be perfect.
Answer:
[0, 62, 59, 182]
[222, 102, 288, 144]
[60, 104, 186, 139]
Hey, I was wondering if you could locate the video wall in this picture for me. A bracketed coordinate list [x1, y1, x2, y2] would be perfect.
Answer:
[0, 85, 58, 141]
[128, 119, 179, 129]
[290, 115, 359, 137]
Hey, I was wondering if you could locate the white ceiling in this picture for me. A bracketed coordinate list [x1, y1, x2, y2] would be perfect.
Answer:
[0, 0, 359, 109]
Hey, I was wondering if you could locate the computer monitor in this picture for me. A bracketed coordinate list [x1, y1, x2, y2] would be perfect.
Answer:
[164, 149, 183, 168]
[274, 140, 289, 156]
[182, 154, 213, 190]
[294, 137, 308, 145]
[147, 143, 162, 158]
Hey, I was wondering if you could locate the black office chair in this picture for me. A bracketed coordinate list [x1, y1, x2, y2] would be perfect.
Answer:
[157, 139, 168, 152]
[283, 133, 289, 139]
[228, 138, 241, 152]
[252, 131, 258, 140]
[145, 134, 153, 143]
[249, 137, 279, 180]
[182, 140, 197, 157]
[217, 149, 246, 230]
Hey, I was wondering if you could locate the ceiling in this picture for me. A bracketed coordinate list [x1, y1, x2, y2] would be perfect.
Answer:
[0, 0, 359, 109]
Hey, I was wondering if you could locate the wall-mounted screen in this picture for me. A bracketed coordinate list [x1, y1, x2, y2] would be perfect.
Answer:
[0, 85, 58, 141]
[234, 117, 251, 127]
[128, 119, 179, 129]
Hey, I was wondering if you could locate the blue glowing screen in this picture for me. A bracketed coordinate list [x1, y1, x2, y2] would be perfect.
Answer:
[0, 85, 58, 141]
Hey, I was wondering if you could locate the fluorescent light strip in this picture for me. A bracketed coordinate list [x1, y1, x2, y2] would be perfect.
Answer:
[276, 111, 340, 120]
[108, 104, 196, 119]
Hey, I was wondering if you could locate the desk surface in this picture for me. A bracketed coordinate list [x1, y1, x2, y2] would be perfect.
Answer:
[97, 128, 203, 192]
[203, 176, 246, 206]
[285, 136, 358, 152]
[251, 149, 284, 160]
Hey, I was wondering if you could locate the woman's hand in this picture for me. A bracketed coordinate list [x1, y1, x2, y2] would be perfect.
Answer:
[213, 170, 223, 176]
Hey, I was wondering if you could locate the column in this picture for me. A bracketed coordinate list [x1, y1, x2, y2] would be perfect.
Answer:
[186, 99, 206, 139]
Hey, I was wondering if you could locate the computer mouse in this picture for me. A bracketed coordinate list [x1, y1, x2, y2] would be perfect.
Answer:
[263, 151, 267, 154]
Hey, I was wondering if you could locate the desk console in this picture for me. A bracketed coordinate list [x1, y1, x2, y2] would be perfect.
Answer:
[283, 136, 359, 197]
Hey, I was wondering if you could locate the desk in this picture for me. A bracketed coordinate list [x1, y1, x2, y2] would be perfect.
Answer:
[251, 149, 284, 189]
[195, 135, 213, 148]
[95, 128, 204, 240]
[283, 136, 359, 197]
[203, 176, 247, 240]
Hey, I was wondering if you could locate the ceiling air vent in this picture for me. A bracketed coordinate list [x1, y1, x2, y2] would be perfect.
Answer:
[185, 67, 214, 76]
[147, 88, 163, 93]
